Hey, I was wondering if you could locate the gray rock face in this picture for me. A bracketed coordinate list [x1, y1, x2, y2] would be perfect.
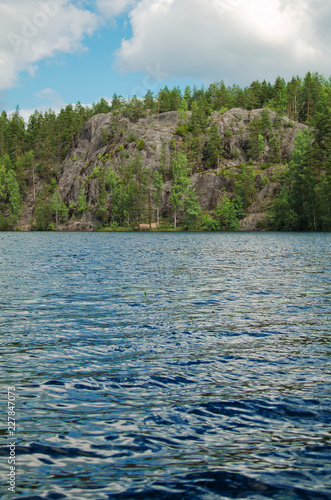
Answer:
[52, 108, 308, 230]
[59, 212, 97, 231]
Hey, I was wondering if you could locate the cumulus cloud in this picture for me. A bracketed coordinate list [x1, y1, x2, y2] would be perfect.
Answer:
[0, 0, 98, 91]
[1, 0, 330, 96]
[113, 0, 331, 84]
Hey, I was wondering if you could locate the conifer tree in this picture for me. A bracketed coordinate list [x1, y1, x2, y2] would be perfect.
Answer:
[159, 141, 169, 179]
[170, 151, 191, 228]
[52, 187, 68, 227]
[205, 123, 223, 169]
[153, 170, 163, 228]
[178, 98, 188, 123]
[77, 183, 87, 213]
[215, 195, 239, 231]
[182, 186, 201, 230]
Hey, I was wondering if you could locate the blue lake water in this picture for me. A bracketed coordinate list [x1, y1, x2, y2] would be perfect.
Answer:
[0, 232, 330, 499]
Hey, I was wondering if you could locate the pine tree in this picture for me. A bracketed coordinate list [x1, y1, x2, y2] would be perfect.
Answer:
[183, 85, 192, 109]
[77, 183, 87, 213]
[159, 141, 169, 179]
[234, 166, 256, 209]
[247, 117, 264, 160]
[287, 76, 301, 121]
[246, 80, 262, 110]
[178, 98, 188, 123]
[182, 186, 201, 230]
[158, 86, 172, 113]
[214, 195, 239, 231]
[153, 170, 163, 227]
[52, 187, 68, 227]
[205, 123, 223, 169]
[144, 90, 155, 113]
[170, 152, 191, 228]
[273, 76, 287, 115]
[260, 109, 273, 145]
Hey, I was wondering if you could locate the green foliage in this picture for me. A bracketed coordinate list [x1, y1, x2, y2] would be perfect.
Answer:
[214, 195, 239, 231]
[283, 129, 320, 230]
[247, 117, 265, 160]
[0, 157, 22, 227]
[51, 187, 68, 226]
[267, 134, 281, 163]
[247, 110, 281, 162]
[0, 211, 10, 230]
[136, 139, 145, 150]
[205, 124, 224, 169]
[261, 175, 268, 188]
[169, 140, 176, 151]
[100, 127, 109, 146]
[92, 97, 111, 115]
[91, 166, 101, 179]
[77, 184, 88, 213]
[260, 109, 273, 142]
[123, 95, 146, 122]
[153, 170, 163, 226]
[231, 148, 240, 159]
[188, 100, 209, 135]
[158, 141, 170, 179]
[108, 154, 150, 226]
[95, 164, 108, 223]
[182, 186, 201, 230]
[0, 163, 6, 200]
[174, 124, 189, 137]
[269, 186, 299, 230]
[7, 170, 22, 215]
[234, 165, 256, 209]
[106, 169, 126, 224]
[33, 187, 53, 230]
[201, 212, 218, 231]
[143, 90, 155, 113]
[178, 98, 188, 123]
[269, 124, 331, 231]
[170, 151, 191, 228]
[0, 71, 330, 231]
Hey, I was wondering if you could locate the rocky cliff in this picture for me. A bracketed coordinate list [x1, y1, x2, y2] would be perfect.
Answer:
[18, 108, 308, 231]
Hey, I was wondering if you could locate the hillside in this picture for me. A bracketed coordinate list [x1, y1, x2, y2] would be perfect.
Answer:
[16, 107, 308, 231]
[1, 71, 330, 232]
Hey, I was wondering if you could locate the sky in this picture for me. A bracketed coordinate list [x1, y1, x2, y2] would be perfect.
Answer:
[0, 0, 330, 119]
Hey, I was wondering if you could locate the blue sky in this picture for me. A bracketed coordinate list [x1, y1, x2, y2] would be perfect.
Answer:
[6, 17, 134, 109]
[0, 0, 330, 119]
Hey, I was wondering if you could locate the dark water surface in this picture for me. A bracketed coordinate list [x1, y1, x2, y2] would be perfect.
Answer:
[0, 232, 330, 499]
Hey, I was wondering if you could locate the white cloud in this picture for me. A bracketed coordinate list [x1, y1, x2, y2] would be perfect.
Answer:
[1, 0, 330, 98]
[96, 0, 137, 17]
[0, 0, 98, 91]
[35, 87, 65, 107]
[12, 95, 113, 123]
[113, 0, 331, 84]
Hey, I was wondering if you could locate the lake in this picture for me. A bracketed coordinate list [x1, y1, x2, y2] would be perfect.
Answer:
[0, 232, 330, 499]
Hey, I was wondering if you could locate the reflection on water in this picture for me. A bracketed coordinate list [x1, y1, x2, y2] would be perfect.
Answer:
[0, 232, 330, 499]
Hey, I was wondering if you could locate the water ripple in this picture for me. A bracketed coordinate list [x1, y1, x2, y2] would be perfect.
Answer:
[0, 232, 330, 499]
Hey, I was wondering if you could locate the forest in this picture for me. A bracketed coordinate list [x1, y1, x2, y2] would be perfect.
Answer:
[0, 71, 330, 231]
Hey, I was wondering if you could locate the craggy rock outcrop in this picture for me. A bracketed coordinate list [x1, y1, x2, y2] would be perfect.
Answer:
[23, 108, 309, 231]
[212, 108, 308, 163]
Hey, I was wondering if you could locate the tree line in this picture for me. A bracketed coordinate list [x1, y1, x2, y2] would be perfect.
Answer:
[0, 71, 330, 230]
